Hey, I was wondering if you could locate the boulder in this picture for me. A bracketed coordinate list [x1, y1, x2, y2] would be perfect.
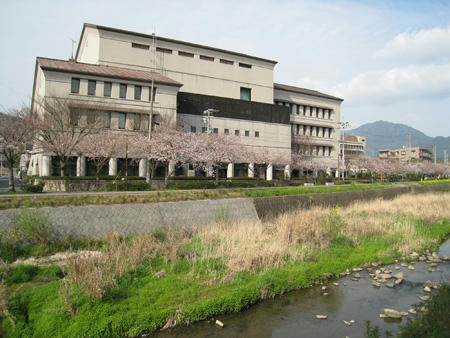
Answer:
[385, 282, 395, 288]
[394, 278, 403, 285]
[393, 272, 403, 280]
[384, 309, 403, 319]
[215, 320, 224, 327]
[408, 265, 415, 270]
[316, 315, 327, 319]
[424, 286, 432, 293]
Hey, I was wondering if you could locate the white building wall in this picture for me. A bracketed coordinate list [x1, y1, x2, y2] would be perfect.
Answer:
[77, 27, 275, 104]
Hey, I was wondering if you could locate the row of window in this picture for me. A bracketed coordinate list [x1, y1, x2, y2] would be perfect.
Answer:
[131, 42, 253, 69]
[190, 126, 260, 138]
[292, 124, 334, 138]
[71, 109, 147, 131]
[294, 145, 334, 157]
[71, 78, 156, 101]
[344, 144, 364, 150]
[275, 101, 334, 120]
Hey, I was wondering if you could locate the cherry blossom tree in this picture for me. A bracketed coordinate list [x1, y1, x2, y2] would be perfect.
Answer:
[77, 132, 128, 181]
[0, 108, 33, 191]
[193, 133, 241, 184]
[32, 98, 98, 176]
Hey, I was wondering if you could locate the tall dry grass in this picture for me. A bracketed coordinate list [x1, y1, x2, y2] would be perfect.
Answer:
[63, 192, 450, 299]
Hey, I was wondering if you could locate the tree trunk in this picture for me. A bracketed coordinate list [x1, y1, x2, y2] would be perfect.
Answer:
[215, 166, 219, 186]
[8, 161, 15, 192]
[60, 158, 66, 177]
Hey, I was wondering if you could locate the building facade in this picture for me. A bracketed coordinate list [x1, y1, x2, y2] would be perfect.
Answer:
[378, 147, 433, 162]
[340, 135, 366, 158]
[29, 23, 343, 179]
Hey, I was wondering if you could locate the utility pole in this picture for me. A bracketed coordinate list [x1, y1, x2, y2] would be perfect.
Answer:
[338, 122, 350, 180]
[408, 132, 412, 164]
[433, 144, 437, 164]
[146, 32, 156, 183]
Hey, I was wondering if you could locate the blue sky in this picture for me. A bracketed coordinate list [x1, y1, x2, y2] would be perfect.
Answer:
[1, 0, 449, 136]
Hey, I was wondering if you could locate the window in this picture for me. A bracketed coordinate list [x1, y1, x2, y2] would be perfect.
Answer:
[224, 128, 229, 135]
[240, 87, 251, 101]
[134, 85, 142, 100]
[70, 110, 79, 126]
[88, 80, 96, 95]
[190, 126, 196, 133]
[87, 111, 96, 125]
[235, 130, 239, 136]
[149, 86, 157, 101]
[103, 112, 111, 128]
[213, 128, 218, 134]
[178, 51, 194, 58]
[71, 78, 80, 94]
[156, 47, 172, 54]
[245, 130, 249, 137]
[239, 62, 252, 69]
[119, 84, 127, 98]
[220, 59, 233, 65]
[118, 112, 126, 129]
[132, 42, 149, 50]
[134, 114, 141, 130]
[202, 127, 207, 133]
[200, 55, 214, 62]
[255, 131, 259, 138]
[103, 82, 112, 97]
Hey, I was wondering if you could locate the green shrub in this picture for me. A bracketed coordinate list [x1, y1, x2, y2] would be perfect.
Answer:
[106, 181, 151, 191]
[398, 284, 450, 337]
[2, 264, 64, 285]
[41, 175, 145, 181]
[14, 209, 55, 245]
[21, 183, 44, 193]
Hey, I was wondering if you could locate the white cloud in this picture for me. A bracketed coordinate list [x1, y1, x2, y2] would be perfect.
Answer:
[331, 63, 450, 106]
[376, 26, 450, 63]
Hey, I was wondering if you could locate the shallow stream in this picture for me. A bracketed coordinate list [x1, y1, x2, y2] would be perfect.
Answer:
[157, 240, 449, 338]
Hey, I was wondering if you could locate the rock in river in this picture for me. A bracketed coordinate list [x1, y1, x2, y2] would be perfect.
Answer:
[316, 315, 328, 319]
[384, 309, 403, 319]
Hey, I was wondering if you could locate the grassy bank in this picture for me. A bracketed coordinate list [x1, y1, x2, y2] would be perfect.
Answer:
[0, 183, 392, 210]
[1, 193, 450, 337]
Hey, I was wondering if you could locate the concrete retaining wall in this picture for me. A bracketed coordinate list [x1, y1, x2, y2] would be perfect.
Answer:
[0, 184, 448, 239]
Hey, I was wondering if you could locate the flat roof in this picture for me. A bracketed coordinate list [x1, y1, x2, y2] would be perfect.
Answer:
[274, 83, 343, 101]
[37, 57, 182, 87]
[77, 23, 278, 65]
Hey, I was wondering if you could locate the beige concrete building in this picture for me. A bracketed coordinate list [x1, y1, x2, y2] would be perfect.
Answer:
[340, 135, 366, 158]
[378, 147, 432, 162]
[29, 23, 343, 179]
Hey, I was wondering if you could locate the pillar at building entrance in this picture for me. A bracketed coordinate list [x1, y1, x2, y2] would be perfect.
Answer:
[76, 156, 86, 176]
[248, 163, 255, 178]
[266, 163, 273, 181]
[138, 159, 147, 177]
[109, 158, 117, 176]
[41, 155, 51, 176]
[227, 163, 234, 178]
[284, 164, 291, 180]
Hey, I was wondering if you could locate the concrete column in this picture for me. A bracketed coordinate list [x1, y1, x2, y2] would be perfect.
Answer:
[41, 155, 51, 176]
[248, 163, 255, 178]
[76, 156, 86, 176]
[139, 158, 147, 177]
[109, 158, 117, 176]
[284, 164, 291, 180]
[168, 161, 175, 176]
[182, 163, 189, 176]
[266, 163, 273, 181]
[227, 163, 234, 178]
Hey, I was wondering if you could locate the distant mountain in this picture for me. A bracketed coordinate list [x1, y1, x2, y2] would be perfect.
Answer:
[347, 121, 450, 159]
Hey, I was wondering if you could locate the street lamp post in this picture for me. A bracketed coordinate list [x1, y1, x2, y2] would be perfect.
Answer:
[338, 121, 351, 180]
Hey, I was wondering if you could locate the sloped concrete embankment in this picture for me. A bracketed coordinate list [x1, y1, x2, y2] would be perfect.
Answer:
[0, 184, 448, 239]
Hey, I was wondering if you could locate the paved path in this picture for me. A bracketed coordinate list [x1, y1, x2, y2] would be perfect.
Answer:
[0, 175, 23, 193]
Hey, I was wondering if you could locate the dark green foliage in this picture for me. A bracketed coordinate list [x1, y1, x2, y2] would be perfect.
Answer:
[41, 176, 145, 181]
[106, 182, 151, 191]
[2, 264, 63, 285]
[398, 284, 450, 338]
[21, 183, 44, 193]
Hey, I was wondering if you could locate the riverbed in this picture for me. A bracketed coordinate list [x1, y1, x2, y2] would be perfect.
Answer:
[157, 241, 449, 338]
